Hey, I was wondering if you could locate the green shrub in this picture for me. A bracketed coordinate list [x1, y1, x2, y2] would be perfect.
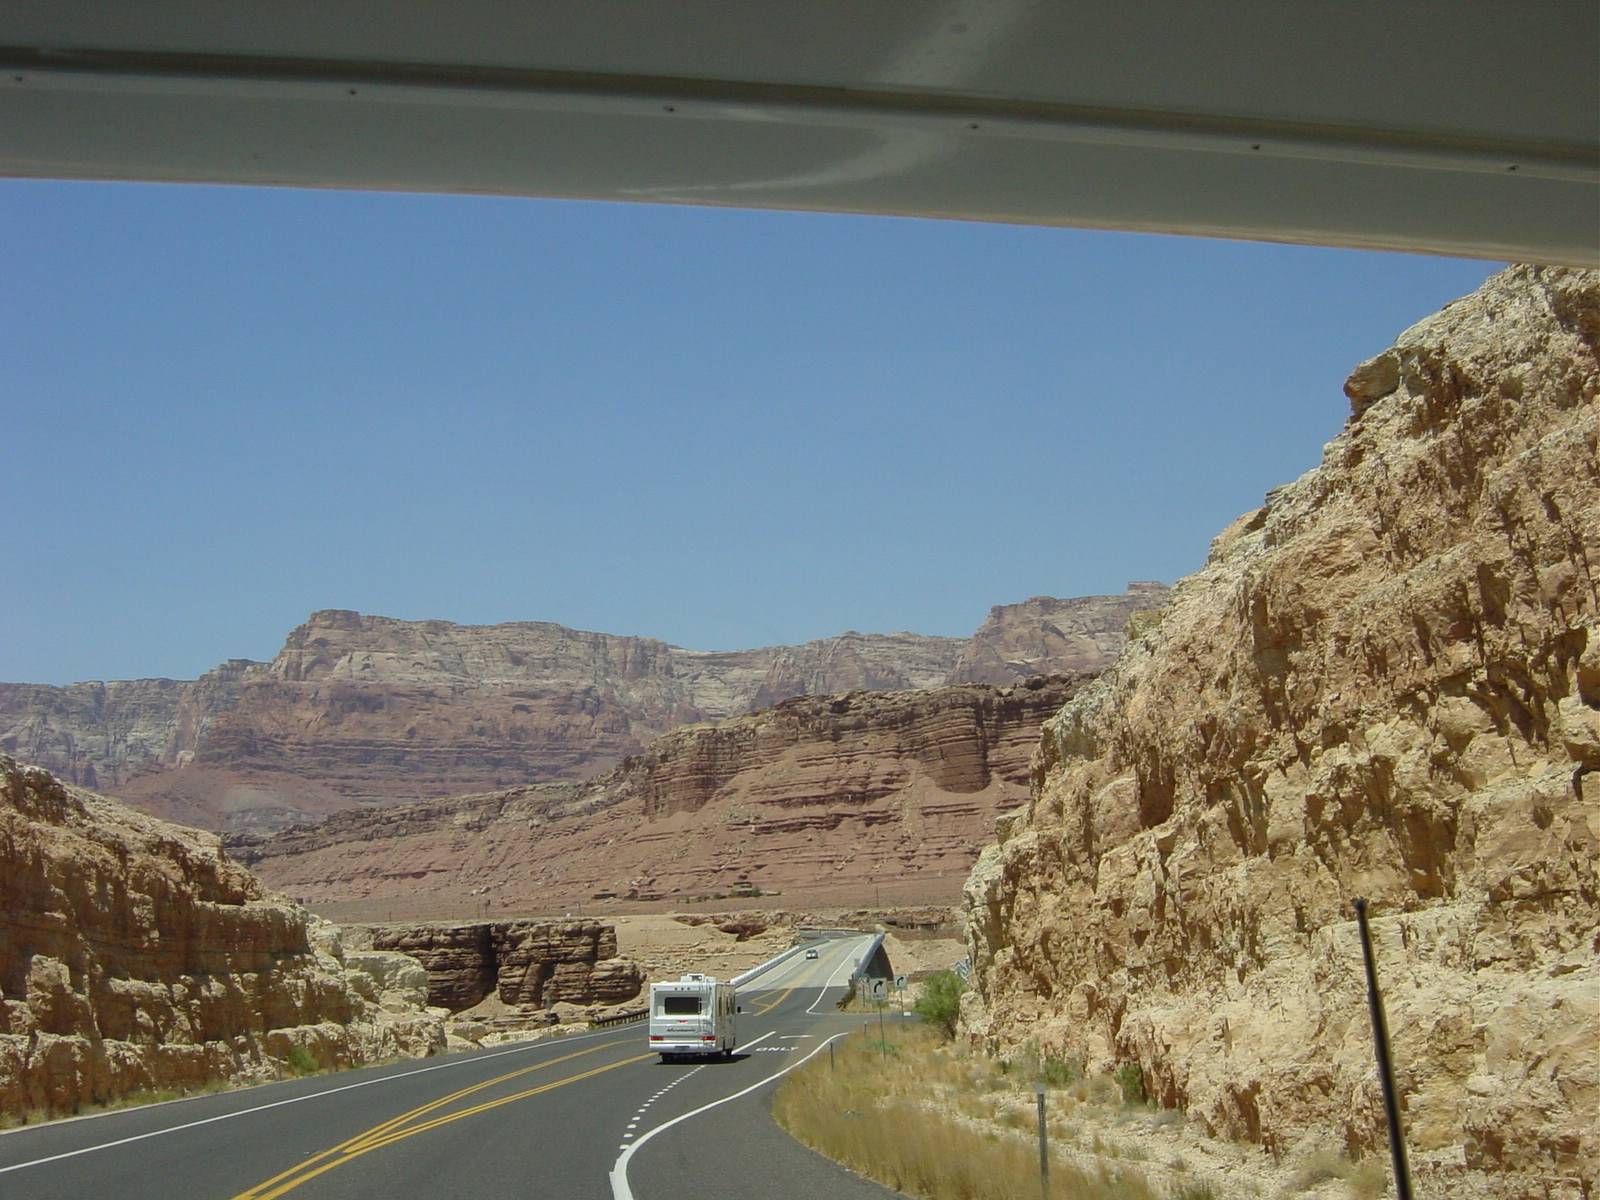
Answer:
[912, 970, 967, 1040]
[1114, 1062, 1146, 1106]
[284, 1045, 319, 1076]
[1042, 1055, 1083, 1087]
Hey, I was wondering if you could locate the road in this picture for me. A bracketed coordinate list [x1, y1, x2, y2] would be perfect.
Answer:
[0, 935, 904, 1199]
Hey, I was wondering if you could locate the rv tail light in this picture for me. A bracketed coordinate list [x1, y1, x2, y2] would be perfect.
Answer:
[702, 1035, 716, 1041]
[649, 1036, 662, 1041]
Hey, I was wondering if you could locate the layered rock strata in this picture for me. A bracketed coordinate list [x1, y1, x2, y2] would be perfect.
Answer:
[228, 677, 1090, 915]
[963, 266, 1599, 1200]
[365, 921, 644, 1011]
[3, 591, 1153, 834]
[0, 755, 444, 1116]
[947, 584, 1170, 685]
[0, 660, 254, 792]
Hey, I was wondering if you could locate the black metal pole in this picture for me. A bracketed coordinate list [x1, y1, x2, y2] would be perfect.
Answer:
[1353, 898, 1414, 1200]
[1035, 1083, 1049, 1199]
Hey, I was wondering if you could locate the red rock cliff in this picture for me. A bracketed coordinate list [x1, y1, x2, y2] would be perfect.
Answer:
[4, 595, 1152, 835]
[229, 677, 1092, 915]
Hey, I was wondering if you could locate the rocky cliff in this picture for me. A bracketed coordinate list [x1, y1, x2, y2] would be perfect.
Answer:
[0, 755, 445, 1116]
[946, 584, 1170, 685]
[227, 676, 1091, 917]
[0, 660, 254, 792]
[365, 921, 643, 1012]
[3, 596, 1149, 834]
[963, 266, 1599, 1200]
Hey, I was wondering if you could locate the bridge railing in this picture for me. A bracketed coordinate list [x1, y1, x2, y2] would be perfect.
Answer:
[588, 1007, 648, 1029]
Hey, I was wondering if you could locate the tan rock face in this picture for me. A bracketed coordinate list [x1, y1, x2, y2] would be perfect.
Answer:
[228, 678, 1090, 917]
[0, 755, 444, 1115]
[946, 585, 1170, 685]
[365, 921, 642, 1011]
[963, 266, 1599, 1200]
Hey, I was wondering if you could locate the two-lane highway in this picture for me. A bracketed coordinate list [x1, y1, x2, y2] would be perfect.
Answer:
[0, 935, 901, 1199]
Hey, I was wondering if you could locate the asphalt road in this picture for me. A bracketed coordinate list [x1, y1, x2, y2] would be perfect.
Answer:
[0, 935, 906, 1200]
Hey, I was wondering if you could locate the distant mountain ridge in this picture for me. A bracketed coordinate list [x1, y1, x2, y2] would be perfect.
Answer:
[0, 584, 1165, 831]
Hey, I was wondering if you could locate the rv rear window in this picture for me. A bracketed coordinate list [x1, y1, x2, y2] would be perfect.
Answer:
[661, 995, 702, 1015]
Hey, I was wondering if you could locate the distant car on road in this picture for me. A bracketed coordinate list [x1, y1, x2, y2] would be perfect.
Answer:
[805, 948, 819, 959]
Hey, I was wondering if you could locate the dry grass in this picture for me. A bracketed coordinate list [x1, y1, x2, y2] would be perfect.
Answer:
[1285, 1148, 1391, 1198]
[774, 1026, 1169, 1200]
[0, 1078, 240, 1131]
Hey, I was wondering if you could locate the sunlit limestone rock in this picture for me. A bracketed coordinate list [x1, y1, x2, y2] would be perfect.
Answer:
[963, 266, 1599, 1200]
[0, 756, 444, 1115]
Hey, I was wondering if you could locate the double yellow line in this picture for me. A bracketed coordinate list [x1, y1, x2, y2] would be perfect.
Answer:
[231, 1043, 653, 1199]
[750, 985, 797, 1015]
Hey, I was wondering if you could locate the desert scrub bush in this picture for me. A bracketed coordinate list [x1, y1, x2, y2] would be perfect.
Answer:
[1289, 1148, 1376, 1193]
[1042, 1054, 1083, 1087]
[774, 1028, 1161, 1200]
[284, 1045, 319, 1076]
[1344, 1158, 1388, 1199]
[1115, 1061, 1147, 1105]
[912, 969, 966, 1040]
[0, 1079, 236, 1129]
[836, 977, 858, 1011]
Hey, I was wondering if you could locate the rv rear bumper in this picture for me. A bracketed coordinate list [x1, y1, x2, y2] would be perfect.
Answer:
[649, 1036, 725, 1055]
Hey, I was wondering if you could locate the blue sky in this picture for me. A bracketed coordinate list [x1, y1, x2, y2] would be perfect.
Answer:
[2, 181, 1497, 684]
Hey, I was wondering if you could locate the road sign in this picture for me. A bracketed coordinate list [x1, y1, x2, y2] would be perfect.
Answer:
[894, 975, 907, 990]
[869, 978, 887, 999]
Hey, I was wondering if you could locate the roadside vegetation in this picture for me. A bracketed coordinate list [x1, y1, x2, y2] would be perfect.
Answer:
[775, 1024, 1206, 1200]
[776, 1001, 1391, 1200]
[910, 969, 964, 1039]
[0, 1077, 238, 1131]
[0, 1047, 337, 1131]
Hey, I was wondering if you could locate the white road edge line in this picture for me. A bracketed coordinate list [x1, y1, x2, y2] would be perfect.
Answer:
[608, 1029, 847, 1200]
[805, 937, 868, 1015]
[0, 1022, 634, 1176]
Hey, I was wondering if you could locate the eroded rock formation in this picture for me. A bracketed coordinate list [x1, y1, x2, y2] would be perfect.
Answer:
[366, 921, 643, 1011]
[3, 592, 1152, 834]
[946, 584, 1170, 685]
[963, 266, 1599, 1200]
[0, 755, 444, 1116]
[228, 677, 1091, 915]
[0, 660, 254, 793]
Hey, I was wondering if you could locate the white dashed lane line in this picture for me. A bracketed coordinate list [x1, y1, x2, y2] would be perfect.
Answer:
[617, 1064, 706, 1150]
[608, 1032, 846, 1200]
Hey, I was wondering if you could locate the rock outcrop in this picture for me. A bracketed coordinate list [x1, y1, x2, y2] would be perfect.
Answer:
[963, 266, 1599, 1200]
[0, 660, 254, 793]
[365, 921, 643, 1011]
[946, 584, 1170, 685]
[228, 677, 1091, 916]
[0, 755, 444, 1116]
[3, 592, 1153, 834]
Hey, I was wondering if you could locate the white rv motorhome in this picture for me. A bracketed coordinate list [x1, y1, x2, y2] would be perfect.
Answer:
[648, 973, 737, 1061]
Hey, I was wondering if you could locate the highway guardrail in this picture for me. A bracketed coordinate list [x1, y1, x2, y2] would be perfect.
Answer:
[589, 1007, 647, 1029]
